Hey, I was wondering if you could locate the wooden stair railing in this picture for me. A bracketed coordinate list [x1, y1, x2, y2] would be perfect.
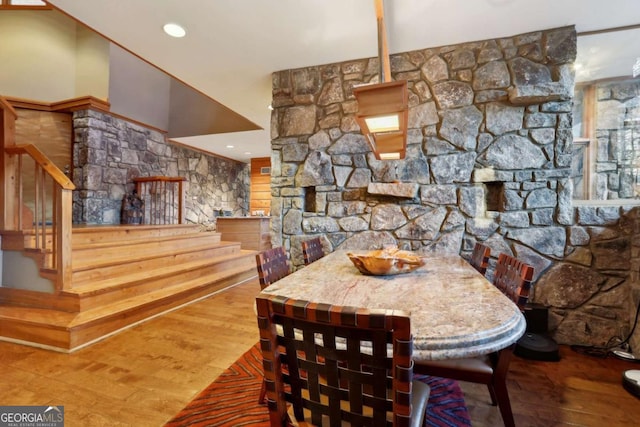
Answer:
[133, 176, 186, 225]
[4, 144, 75, 291]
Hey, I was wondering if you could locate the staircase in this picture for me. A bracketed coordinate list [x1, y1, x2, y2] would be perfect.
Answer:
[0, 224, 258, 352]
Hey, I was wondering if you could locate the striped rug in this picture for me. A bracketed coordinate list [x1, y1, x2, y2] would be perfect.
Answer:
[165, 343, 471, 426]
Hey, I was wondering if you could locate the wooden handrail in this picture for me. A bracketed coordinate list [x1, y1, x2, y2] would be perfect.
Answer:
[0, 96, 18, 120]
[4, 144, 74, 290]
[6, 145, 75, 190]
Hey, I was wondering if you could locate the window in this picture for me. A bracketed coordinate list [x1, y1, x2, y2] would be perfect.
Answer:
[0, 0, 50, 9]
[573, 78, 640, 201]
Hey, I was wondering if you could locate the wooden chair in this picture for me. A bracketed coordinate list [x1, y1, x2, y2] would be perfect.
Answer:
[255, 246, 292, 403]
[256, 294, 430, 427]
[413, 253, 533, 427]
[255, 246, 291, 290]
[492, 253, 533, 311]
[469, 242, 491, 275]
[301, 237, 325, 266]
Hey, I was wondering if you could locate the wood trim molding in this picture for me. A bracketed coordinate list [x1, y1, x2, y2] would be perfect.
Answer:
[6, 95, 170, 136]
[582, 84, 596, 140]
[51, 96, 111, 113]
[0, 5, 52, 10]
[106, 110, 168, 136]
[5, 95, 111, 113]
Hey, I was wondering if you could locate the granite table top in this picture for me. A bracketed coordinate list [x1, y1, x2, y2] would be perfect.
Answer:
[259, 250, 526, 362]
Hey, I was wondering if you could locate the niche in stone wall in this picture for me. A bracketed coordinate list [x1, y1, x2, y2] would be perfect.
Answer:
[485, 181, 505, 212]
[304, 186, 317, 213]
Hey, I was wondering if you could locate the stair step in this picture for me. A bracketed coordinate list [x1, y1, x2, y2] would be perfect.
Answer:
[67, 251, 257, 310]
[0, 223, 264, 351]
[0, 264, 258, 351]
[72, 232, 223, 271]
[71, 224, 202, 245]
[70, 264, 257, 328]
[71, 241, 241, 285]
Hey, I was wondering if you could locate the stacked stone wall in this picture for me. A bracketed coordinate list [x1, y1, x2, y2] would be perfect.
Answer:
[72, 109, 249, 225]
[270, 26, 640, 347]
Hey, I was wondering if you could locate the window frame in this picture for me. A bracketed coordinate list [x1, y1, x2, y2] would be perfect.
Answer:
[0, 0, 51, 10]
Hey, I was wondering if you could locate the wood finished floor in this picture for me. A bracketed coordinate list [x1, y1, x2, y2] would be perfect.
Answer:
[0, 278, 638, 426]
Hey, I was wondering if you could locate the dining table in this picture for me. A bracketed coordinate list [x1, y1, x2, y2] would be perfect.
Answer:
[258, 249, 526, 362]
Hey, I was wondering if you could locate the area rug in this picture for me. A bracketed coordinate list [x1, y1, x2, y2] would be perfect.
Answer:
[165, 343, 471, 427]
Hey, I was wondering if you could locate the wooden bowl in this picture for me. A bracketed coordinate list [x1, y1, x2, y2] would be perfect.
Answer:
[347, 247, 425, 276]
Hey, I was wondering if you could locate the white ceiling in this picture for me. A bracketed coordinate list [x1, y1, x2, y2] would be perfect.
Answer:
[47, 0, 640, 163]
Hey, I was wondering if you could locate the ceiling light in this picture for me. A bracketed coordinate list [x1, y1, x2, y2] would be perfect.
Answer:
[163, 23, 186, 38]
[365, 114, 400, 133]
[226, 145, 234, 148]
[379, 152, 402, 160]
[354, 0, 408, 161]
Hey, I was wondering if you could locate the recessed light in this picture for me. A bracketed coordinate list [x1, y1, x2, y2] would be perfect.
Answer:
[163, 23, 186, 38]
[226, 145, 234, 149]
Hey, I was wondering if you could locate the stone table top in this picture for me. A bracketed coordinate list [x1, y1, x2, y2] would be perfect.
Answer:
[259, 250, 526, 361]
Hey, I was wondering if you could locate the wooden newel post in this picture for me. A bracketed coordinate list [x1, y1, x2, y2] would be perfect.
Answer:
[0, 97, 18, 231]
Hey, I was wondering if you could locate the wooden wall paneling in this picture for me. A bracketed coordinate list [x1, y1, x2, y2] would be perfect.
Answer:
[15, 108, 72, 172]
[250, 157, 271, 215]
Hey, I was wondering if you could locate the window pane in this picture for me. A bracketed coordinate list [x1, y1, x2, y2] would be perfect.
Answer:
[9, 0, 47, 5]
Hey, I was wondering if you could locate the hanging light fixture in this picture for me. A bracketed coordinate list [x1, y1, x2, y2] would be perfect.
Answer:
[353, 0, 408, 160]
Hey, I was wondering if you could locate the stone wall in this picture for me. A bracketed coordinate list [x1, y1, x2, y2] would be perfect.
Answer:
[72, 109, 249, 225]
[270, 25, 640, 348]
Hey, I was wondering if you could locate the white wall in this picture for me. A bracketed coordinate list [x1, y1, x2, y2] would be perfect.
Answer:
[0, 9, 235, 137]
[108, 44, 171, 131]
[75, 25, 110, 100]
[0, 10, 110, 102]
[0, 10, 77, 101]
[1, 251, 54, 293]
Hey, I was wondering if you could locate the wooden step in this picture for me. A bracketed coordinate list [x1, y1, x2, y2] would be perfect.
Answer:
[70, 223, 203, 246]
[0, 223, 264, 351]
[0, 230, 49, 251]
[2, 225, 203, 251]
[68, 250, 258, 310]
[0, 255, 258, 351]
[71, 231, 222, 271]
[71, 240, 240, 285]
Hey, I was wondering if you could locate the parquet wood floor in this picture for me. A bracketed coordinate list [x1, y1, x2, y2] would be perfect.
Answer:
[0, 278, 638, 426]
